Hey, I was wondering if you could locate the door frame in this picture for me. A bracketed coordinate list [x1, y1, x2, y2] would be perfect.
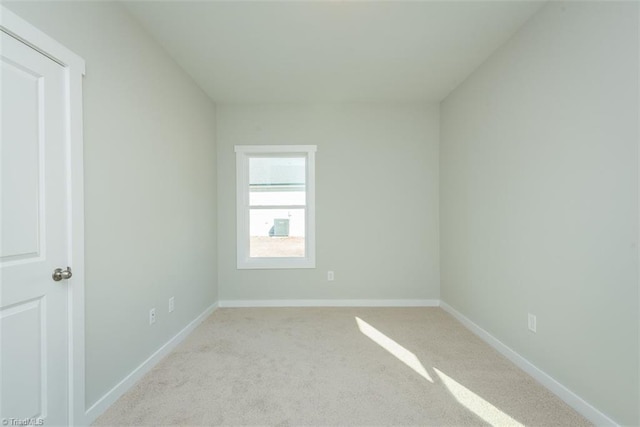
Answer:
[0, 6, 86, 425]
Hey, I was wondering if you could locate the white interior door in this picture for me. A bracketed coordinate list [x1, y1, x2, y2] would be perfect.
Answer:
[1, 30, 71, 426]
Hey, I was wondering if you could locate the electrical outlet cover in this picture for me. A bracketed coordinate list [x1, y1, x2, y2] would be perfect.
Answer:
[527, 313, 536, 332]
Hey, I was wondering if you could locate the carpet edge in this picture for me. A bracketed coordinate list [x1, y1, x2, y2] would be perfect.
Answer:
[83, 302, 219, 425]
[440, 300, 618, 427]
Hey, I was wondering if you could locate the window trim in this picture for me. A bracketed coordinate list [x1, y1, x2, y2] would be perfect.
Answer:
[235, 145, 317, 269]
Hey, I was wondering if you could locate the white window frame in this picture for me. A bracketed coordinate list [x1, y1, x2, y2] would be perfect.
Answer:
[235, 145, 317, 269]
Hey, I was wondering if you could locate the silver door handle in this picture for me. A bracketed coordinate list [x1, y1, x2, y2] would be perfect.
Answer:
[52, 267, 73, 282]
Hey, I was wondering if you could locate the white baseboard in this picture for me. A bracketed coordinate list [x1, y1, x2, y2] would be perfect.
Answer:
[219, 299, 440, 308]
[83, 302, 218, 425]
[439, 301, 617, 426]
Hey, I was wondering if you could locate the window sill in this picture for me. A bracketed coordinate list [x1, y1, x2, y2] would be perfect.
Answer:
[237, 257, 316, 270]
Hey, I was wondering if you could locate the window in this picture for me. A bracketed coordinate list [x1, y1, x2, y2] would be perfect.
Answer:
[235, 145, 316, 269]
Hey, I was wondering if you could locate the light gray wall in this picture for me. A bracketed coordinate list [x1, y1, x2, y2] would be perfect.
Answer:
[440, 2, 639, 425]
[217, 104, 439, 302]
[4, 1, 218, 408]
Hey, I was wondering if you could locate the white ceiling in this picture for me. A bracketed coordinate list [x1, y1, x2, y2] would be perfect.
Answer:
[124, 1, 544, 104]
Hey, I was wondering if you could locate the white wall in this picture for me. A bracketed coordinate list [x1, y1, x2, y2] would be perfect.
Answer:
[7, 1, 636, 424]
[217, 104, 439, 303]
[4, 1, 218, 410]
[440, 2, 639, 425]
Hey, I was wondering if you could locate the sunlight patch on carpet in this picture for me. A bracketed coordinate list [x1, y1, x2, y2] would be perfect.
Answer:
[355, 317, 433, 383]
[434, 367, 523, 426]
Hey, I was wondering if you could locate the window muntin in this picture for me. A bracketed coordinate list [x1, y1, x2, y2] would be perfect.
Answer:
[236, 145, 316, 269]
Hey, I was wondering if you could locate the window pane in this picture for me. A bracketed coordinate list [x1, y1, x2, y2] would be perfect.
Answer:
[249, 208, 305, 258]
[249, 157, 306, 207]
[250, 157, 306, 186]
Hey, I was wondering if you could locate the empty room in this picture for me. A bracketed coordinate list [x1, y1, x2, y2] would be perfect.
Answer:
[1, 0, 638, 426]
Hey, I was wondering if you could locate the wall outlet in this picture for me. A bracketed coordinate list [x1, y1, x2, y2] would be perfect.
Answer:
[327, 271, 334, 281]
[169, 297, 175, 313]
[149, 308, 156, 325]
[528, 313, 536, 333]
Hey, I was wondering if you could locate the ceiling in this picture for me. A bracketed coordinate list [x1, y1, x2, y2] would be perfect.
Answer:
[123, 1, 545, 104]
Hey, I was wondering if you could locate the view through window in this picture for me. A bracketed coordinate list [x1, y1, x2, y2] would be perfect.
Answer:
[249, 157, 306, 258]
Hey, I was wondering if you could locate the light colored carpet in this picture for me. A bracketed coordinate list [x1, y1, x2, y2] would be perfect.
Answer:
[94, 307, 590, 426]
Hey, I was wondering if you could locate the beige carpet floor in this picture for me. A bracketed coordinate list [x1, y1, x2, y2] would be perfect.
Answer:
[94, 307, 590, 426]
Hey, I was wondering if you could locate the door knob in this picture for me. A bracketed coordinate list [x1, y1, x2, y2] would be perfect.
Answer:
[52, 267, 73, 282]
